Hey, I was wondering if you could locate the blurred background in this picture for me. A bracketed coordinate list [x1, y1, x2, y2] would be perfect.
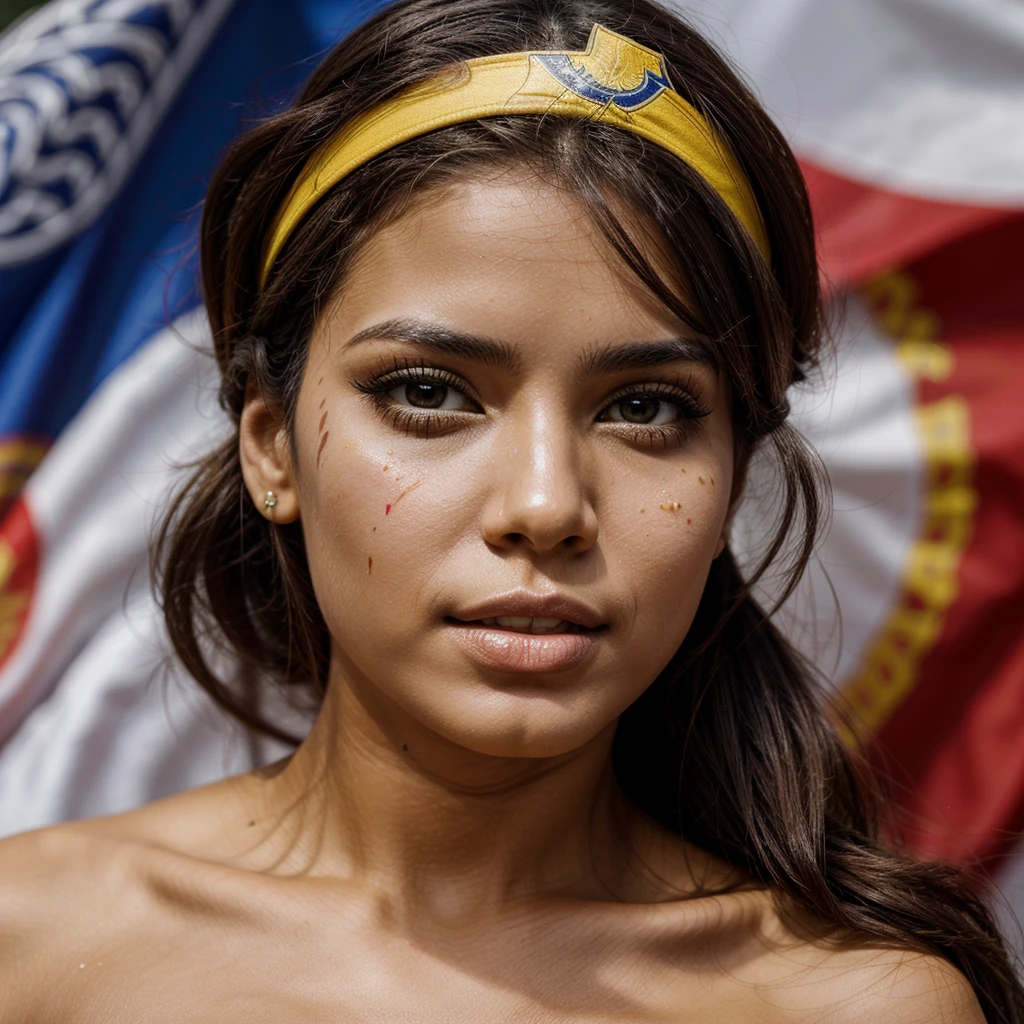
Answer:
[1, 0, 1022, 944]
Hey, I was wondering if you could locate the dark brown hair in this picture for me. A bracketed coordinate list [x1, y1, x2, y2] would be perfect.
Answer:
[156, 0, 1024, 1017]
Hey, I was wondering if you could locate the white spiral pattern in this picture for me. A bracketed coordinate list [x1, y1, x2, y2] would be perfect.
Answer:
[0, 0, 236, 266]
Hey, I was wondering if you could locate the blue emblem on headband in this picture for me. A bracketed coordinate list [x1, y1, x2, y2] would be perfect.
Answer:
[534, 53, 670, 111]
[530, 27, 672, 112]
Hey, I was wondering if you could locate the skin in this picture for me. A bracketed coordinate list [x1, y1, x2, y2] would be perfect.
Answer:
[0, 171, 982, 1023]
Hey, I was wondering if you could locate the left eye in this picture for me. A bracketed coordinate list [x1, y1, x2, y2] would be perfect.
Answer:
[387, 381, 474, 411]
[600, 394, 679, 425]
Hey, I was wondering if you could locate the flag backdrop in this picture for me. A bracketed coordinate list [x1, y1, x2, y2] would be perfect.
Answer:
[1, 0, 1023, 926]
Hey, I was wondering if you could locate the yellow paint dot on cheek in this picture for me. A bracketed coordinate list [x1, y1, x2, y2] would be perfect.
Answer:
[658, 501, 682, 512]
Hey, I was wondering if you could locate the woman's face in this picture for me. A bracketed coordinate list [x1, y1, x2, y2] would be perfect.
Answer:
[247, 170, 734, 759]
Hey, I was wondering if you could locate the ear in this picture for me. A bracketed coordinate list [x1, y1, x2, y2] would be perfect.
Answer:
[239, 383, 300, 524]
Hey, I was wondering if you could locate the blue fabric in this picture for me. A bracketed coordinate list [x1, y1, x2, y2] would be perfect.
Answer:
[0, 0, 390, 444]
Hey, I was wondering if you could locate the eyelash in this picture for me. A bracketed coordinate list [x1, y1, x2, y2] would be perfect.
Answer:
[351, 357, 479, 440]
[350, 356, 713, 447]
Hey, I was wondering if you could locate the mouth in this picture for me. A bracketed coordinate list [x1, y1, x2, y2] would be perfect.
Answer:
[443, 593, 607, 674]
[449, 616, 597, 635]
[448, 591, 606, 631]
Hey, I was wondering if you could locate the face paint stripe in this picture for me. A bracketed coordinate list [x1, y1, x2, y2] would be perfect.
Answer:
[390, 479, 422, 511]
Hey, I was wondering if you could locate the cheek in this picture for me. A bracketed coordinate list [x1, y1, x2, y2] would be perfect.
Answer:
[294, 417, 468, 649]
[609, 464, 730, 636]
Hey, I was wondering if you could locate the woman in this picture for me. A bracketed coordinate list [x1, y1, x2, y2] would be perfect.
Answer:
[1, 0, 1021, 1019]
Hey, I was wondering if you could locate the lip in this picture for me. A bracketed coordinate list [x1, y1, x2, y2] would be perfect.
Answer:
[444, 624, 600, 674]
[449, 590, 606, 630]
[444, 590, 606, 675]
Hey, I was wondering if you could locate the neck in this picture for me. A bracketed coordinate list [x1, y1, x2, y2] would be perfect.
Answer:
[264, 662, 636, 918]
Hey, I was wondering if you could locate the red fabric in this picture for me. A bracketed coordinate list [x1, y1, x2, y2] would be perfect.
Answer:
[0, 495, 40, 676]
[846, 215, 1024, 865]
[799, 158, 1009, 289]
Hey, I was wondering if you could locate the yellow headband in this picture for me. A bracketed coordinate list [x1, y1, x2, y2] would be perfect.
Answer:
[259, 25, 769, 288]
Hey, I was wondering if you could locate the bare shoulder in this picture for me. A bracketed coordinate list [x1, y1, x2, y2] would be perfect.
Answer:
[0, 781, 262, 1021]
[776, 944, 985, 1024]
[0, 819, 143, 930]
[832, 948, 984, 1023]
[0, 821, 149, 1019]
[737, 894, 985, 1024]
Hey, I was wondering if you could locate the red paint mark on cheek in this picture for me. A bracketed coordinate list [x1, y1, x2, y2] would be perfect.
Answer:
[383, 479, 421, 519]
[318, 412, 328, 433]
[316, 431, 330, 468]
[391, 479, 422, 511]
[686, 518, 692, 525]
[382, 465, 389, 472]
[318, 377, 324, 386]
[319, 398, 326, 410]
[640, 508, 646, 514]
[367, 556, 373, 574]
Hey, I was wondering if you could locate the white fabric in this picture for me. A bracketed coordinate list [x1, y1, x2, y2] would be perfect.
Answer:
[669, 0, 1024, 205]
[0, 311, 287, 836]
[737, 293, 922, 684]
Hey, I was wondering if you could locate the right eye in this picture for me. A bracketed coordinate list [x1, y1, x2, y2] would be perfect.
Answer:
[387, 381, 475, 411]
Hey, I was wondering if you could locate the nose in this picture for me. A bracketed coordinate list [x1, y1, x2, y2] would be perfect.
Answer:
[480, 401, 598, 556]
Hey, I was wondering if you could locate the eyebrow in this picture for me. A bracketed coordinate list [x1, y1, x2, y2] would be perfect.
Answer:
[574, 338, 718, 379]
[344, 317, 717, 378]
[345, 318, 522, 373]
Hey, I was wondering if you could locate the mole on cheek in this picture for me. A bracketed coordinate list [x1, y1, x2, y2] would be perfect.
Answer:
[698, 477, 705, 485]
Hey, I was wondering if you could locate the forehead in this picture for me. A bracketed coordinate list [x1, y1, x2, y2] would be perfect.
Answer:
[315, 169, 692, 354]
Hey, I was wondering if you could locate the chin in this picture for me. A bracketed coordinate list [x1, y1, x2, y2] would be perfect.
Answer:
[423, 689, 617, 760]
